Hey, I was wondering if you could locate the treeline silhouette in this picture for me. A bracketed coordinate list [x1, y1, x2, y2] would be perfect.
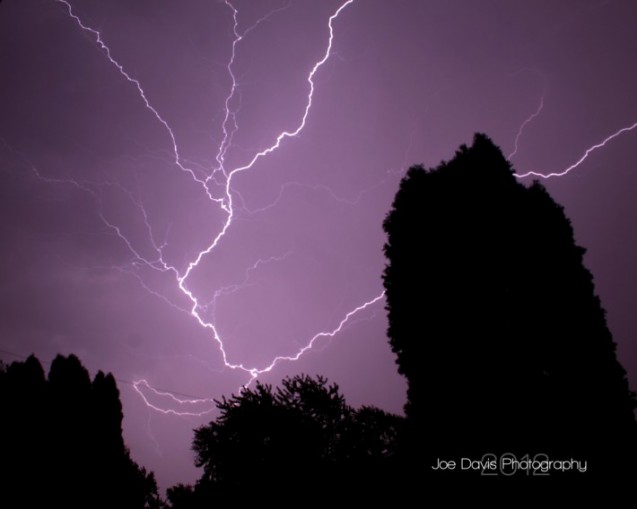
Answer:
[0, 354, 162, 508]
[1, 134, 636, 503]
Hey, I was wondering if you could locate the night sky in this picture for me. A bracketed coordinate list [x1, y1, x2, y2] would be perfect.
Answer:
[1, 0, 636, 490]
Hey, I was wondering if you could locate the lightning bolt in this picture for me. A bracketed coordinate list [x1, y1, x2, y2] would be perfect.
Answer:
[503, 70, 637, 181]
[36, 0, 636, 419]
[515, 120, 637, 179]
[508, 69, 547, 160]
[54, 0, 218, 201]
[132, 379, 216, 417]
[256, 292, 385, 373]
[201, 253, 293, 327]
[235, 178, 392, 215]
[50, 0, 384, 416]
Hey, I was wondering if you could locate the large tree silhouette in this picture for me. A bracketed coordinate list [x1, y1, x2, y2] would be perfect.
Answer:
[382, 133, 637, 482]
[0, 354, 162, 508]
[169, 374, 402, 505]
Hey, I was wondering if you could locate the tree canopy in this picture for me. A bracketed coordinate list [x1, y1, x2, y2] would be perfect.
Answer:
[168, 374, 402, 505]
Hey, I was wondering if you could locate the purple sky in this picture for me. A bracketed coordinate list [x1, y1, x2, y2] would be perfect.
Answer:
[1, 0, 636, 490]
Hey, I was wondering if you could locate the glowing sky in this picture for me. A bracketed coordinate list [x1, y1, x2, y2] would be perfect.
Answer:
[1, 0, 636, 489]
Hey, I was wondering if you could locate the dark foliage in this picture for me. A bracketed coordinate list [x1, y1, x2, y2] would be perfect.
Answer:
[0, 354, 162, 508]
[382, 133, 637, 485]
[169, 374, 402, 505]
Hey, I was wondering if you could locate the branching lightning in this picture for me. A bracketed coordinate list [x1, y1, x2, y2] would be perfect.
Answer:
[50, 0, 385, 415]
[235, 179, 390, 215]
[132, 379, 216, 417]
[45, 0, 636, 418]
[504, 69, 637, 181]
[201, 253, 293, 326]
[55, 0, 218, 201]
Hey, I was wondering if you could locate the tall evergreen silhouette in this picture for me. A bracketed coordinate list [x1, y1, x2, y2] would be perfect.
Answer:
[0, 354, 162, 508]
[382, 133, 637, 482]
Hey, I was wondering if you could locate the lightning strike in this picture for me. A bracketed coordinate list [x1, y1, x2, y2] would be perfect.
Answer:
[52, 0, 382, 415]
[508, 70, 547, 160]
[54, 0, 220, 202]
[255, 291, 385, 378]
[45, 0, 636, 418]
[515, 120, 637, 179]
[210, 0, 291, 181]
[235, 179, 388, 216]
[202, 253, 293, 325]
[224, 0, 355, 178]
[132, 379, 216, 417]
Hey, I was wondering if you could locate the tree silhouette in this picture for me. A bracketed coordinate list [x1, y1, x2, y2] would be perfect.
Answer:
[0, 353, 162, 508]
[382, 133, 637, 483]
[171, 374, 402, 504]
[0, 354, 48, 504]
